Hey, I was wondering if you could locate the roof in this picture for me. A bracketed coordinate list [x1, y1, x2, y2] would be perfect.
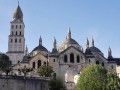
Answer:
[89, 46, 102, 53]
[51, 48, 58, 54]
[13, 5, 23, 22]
[63, 38, 79, 45]
[32, 45, 48, 52]
[108, 58, 120, 65]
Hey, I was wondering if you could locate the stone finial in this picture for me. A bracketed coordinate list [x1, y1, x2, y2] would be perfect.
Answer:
[39, 36, 42, 45]
[108, 46, 112, 58]
[91, 37, 94, 47]
[67, 27, 71, 39]
[86, 38, 89, 48]
[53, 36, 57, 49]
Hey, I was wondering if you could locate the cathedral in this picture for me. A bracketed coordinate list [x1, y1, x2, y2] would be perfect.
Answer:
[6, 4, 120, 90]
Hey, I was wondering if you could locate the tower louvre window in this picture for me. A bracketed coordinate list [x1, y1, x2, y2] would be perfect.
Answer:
[16, 31, 17, 35]
[20, 31, 21, 35]
[15, 38, 17, 43]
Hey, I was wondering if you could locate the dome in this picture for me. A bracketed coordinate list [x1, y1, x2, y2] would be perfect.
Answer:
[89, 46, 103, 55]
[58, 38, 81, 52]
[63, 38, 79, 45]
[89, 47, 101, 53]
[32, 45, 48, 52]
[31, 36, 48, 56]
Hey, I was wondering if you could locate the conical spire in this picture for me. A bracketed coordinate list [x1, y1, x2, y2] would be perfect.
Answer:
[108, 47, 112, 58]
[39, 36, 42, 45]
[86, 38, 89, 48]
[25, 45, 28, 55]
[67, 27, 71, 39]
[13, 2, 23, 22]
[53, 37, 57, 49]
[91, 37, 94, 47]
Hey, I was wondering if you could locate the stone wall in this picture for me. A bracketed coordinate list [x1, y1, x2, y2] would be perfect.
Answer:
[0, 75, 49, 90]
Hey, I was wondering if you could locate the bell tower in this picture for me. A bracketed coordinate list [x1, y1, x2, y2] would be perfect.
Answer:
[7, 3, 25, 65]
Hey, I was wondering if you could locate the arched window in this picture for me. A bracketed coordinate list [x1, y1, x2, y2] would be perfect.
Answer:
[19, 31, 21, 35]
[32, 62, 35, 69]
[77, 55, 80, 63]
[19, 39, 21, 43]
[38, 60, 41, 68]
[96, 61, 99, 65]
[64, 55, 67, 63]
[70, 53, 74, 63]
[102, 62, 104, 67]
[15, 38, 17, 43]
[16, 31, 17, 35]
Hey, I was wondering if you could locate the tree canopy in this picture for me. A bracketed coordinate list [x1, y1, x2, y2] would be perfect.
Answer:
[76, 65, 120, 90]
[49, 77, 66, 90]
[0, 53, 10, 71]
[37, 65, 53, 77]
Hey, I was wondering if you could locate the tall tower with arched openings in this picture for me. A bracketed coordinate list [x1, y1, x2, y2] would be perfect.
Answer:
[7, 3, 25, 65]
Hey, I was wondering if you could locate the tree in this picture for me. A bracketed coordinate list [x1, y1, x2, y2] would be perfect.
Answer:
[49, 77, 66, 90]
[76, 65, 108, 90]
[0, 53, 10, 72]
[76, 65, 120, 90]
[37, 65, 53, 77]
[106, 72, 120, 90]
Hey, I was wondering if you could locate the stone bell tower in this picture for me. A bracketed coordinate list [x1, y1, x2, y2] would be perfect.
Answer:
[7, 3, 25, 65]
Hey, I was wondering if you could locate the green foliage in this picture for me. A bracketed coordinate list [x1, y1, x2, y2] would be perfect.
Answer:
[0, 53, 10, 71]
[76, 65, 107, 90]
[37, 65, 53, 77]
[106, 72, 120, 90]
[49, 78, 66, 90]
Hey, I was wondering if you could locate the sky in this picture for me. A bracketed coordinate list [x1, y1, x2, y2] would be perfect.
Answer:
[0, 0, 120, 58]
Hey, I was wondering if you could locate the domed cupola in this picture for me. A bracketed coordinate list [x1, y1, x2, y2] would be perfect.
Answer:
[58, 27, 81, 52]
[89, 38, 103, 55]
[31, 36, 48, 56]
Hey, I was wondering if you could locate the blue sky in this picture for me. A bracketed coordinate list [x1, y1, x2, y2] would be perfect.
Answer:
[0, 0, 120, 58]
